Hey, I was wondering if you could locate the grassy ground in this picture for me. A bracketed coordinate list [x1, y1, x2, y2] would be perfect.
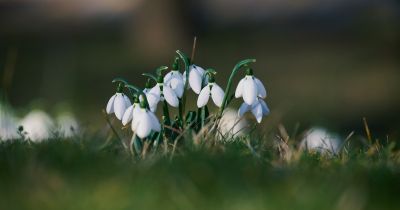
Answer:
[0, 133, 400, 210]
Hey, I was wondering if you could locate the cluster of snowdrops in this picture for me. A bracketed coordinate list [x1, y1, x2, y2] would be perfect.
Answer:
[106, 50, 269, 148]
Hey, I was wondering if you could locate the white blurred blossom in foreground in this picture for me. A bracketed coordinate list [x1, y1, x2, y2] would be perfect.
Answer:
[56, 113, 80, 138]
[300, 127, 341, 154]
[218, 108, 249, 140]
[0, 102, 19, 141]
[20, 110, 55, 142]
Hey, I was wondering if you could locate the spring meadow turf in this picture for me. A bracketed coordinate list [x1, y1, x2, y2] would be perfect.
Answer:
[0, 134, 399, 210]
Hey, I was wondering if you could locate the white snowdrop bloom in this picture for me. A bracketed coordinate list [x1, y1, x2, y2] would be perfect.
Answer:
[183, 64, 206, 94]
[56, 113, 79, 138]
[0, 102, 19, 141]
[143, 88, 150, 94]
[131, 105, 161, 139]
[238, 98, 270, 123]
[20, 110, 55, 142]
[122, 100, 141, 126]
[106, 92, 131, 120]
[146, 81, 179, 112]
[218, 108, 249, 140]
[235, 68, 267, 105]
[164, 70, 184, 98]
[197, 82, 225, 108]
[300, 127, 341, 155]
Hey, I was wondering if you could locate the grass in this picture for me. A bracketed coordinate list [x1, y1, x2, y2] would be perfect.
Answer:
[0, 130, 400, 210]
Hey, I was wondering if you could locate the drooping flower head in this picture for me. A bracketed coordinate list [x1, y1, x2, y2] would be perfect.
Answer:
[20, 110, 55, 142]
[146, 72, 179, 112]
[300, 127, 341, 155]
[197, 69, 225, 108]
[131, 100, 161, 139]
[218, 108, 249, 139]
[164, 57, 185, 98]
[183, 64, 207, 94]
[106, 82, 131, 120]
[235, 68, 267, 105]
[122, 95, 141, 126]
[56, 113, 79, 138]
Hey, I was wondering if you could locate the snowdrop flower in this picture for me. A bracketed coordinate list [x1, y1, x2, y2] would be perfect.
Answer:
[20, 110, 55, 142]
[238, 98, 269, 123]
[235, 68, 267, 105]
[300, 127, 341, 155]
[0, 102, 19, 141]
[106, 83, 131, 120]
[131, 102, 161, 138]
[218, 108, 249, 140]
[122, 96, 141, 126]
[183, 64, 206, 94]
[197, 72, 225, 108]
[56, 113, 79, 138]
[164, 70, 184, 98]
[146, 77, 179, 112]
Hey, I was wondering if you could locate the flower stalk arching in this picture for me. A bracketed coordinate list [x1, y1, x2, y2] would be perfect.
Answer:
[142, 73, 157, 83]
[125, 84, 150, 110]
[156, 66, 169, 76]
[217, 58, 256, 118]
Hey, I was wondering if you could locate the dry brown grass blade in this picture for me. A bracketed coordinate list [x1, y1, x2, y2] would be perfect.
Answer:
[191, 36, 197, 63]
[278, 124, 290, 143]
[363, 117, 372, 144]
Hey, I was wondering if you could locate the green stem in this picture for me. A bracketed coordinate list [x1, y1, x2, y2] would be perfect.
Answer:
[112, 78, 130, 85]
[162, 100, 172, 138]
[178, 98, 183, 123]
[217, 59, 256, 118]
[176, 50, 190, 123]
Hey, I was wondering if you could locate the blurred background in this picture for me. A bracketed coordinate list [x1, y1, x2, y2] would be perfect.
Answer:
[1, 0, 399, 136]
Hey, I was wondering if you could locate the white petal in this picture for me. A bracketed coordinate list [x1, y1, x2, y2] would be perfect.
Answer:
[149, 84, 161, 96]
[235, 78, 245, 98]
[163, 86, 179, 107]
[192, 65, 205, 74]
[169, 77, 184, 98]
[149, 112, 161, 132]
[211, 83, 225, 107]
[133, 104, 141, 116]
[149, 104, 157, 112]
[106, 95, 116, 114]
[251, 103, 263, 123]
[164, 72, 173, 84]
[114, 93, 127, 120]
[255, 78, 267, 98]
[146, 92, 160, 108]
[122, 105, 134, 125]
[175, 71, 184, 81]
[197, 86, 211, 107]
[183, 71, 188, 88]
[189, 68, 203, 94]
[136, 112, 153, 138]
[143, 88, 150, 94]
[260, 99, 270, 116]
[243, 78, 257, 105]
[238, 103, 251, 117]
[131, 109, 144, 131]
[123, 94, 131, 107]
